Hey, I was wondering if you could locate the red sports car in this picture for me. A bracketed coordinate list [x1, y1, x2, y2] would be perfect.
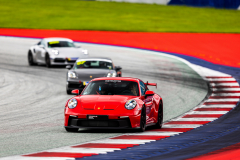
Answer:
[64, 77, 163, 132]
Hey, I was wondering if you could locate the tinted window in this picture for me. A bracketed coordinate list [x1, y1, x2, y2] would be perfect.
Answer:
[74, 60, 113, 70]
[139, 81, 146, 96]
[48, 41, 75, 48]
[82, 80, 139, 96]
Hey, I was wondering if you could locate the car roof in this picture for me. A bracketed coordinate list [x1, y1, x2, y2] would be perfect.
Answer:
[91, 77, 140, 82]
[76, 57, 112, 62]
[43, 37, 73, 42]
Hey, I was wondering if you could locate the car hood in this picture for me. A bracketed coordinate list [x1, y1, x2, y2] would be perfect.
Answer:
[74, 69, 114, 81]
[79, 95, 135, 110]
[48, 47, 86, 57]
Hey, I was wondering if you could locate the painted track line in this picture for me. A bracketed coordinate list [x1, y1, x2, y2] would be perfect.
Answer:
[1, 68, 239, 159]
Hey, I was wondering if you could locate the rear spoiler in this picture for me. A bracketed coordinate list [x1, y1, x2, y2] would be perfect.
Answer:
[145, 81, 157, 88]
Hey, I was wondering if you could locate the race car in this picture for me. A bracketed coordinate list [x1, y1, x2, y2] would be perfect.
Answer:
[64, 77, 163, 132]
[66, 57, 122, 94]
[27, 37, 88, 67]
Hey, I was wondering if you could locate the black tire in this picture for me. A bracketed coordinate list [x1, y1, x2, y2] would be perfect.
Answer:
[153, 102, 163, 129]
[28, 50, 36, 66]
[65, 127, 79, 132]
[45, 54, 51, 68]
[139, 106, 146, 132]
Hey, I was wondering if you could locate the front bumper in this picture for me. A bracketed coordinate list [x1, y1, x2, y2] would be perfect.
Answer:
[67, 116, 132, 129]
[67, 81, 85, 91]
[50, 57, 76, 65]
[65, 113, 141, 129]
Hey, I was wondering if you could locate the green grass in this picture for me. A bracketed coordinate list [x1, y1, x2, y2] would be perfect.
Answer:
[0, 0, 240, 33]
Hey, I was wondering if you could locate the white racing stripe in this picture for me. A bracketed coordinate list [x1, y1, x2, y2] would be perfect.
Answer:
[211, 93, 240, 96]
[206, 78, 235, 81]
[173, 118, 217, 121]
[126, 132, 181, 136]
[0, 157, 74, 160]
[199, 105, 236, 108]
[91, 139, 154, 144]
[210, 83, 239, 86]
[48, 147, 120, 154]
[162, 124, 202, 128]
[188, 111, 228, 114]
[212, 88, 240, 91]
[205, 98, 240, 102]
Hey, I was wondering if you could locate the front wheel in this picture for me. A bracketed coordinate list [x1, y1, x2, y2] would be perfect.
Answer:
[139, 107, 146, 132]
[153, 102, 163, 129]
[28, 50, 36, 66]
[45, 54, 51, 68]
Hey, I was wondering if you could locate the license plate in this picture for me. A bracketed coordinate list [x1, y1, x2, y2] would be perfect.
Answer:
[88, 115, 108, 120]
[88, 115, 98, 119]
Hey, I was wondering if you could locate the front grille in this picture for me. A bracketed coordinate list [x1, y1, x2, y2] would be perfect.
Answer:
[82, 120, 118, 127]
[67, 59, 77, 63]
[68, 117, 132, 128]
[68, 82, 84, 89]
[54, 58, 65, 62]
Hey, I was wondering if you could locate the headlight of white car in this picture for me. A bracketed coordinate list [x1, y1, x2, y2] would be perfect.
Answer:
[68, 71, 77, 79]
[82, 49, 88, 55]
[107, 72, 117, 77]
[125, 99, 137, 110]
[68, 99, 77, 109]
[51, 49, 59, 55]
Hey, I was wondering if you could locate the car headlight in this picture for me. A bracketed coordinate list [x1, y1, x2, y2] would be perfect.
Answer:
[125, 99, 137, 110]
[107, 72, 117, 77]
[51, 49, 59, 55]
[112, 72, 117, 77]
[68, 98, 77, 109]
[82, 49, 88, 55]
[68, 71, 77, 79]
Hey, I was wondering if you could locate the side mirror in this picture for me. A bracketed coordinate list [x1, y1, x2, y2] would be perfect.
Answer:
[145, 90, 154, 97]
[115, 66, 122, 71]
[71, 89, 80, 95]
[66, 65, 72, 70]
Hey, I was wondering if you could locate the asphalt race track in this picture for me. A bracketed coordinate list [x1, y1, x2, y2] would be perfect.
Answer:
[0, 36, 208, 158]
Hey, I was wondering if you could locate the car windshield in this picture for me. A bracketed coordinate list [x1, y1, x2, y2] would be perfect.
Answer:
[74, 60, 113, 70]
[47, 41, 75, 48]
[82, 80, 139, 96]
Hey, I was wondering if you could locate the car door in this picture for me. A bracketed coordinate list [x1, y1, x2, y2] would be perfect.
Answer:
[35, 40, 46, 63]
[140, 81, 155, 124]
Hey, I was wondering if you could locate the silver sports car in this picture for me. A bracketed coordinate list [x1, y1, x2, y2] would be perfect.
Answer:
[66, 57, 122, 94]
[28, 37, 88, 67]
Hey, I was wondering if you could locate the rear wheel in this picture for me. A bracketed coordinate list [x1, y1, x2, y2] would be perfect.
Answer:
[28, 50, 36, 66]
[65, 127, 79, 132]
[153, 102, 163, 129]
[139, 107, 146, 132]
[45, 54, 51, 68]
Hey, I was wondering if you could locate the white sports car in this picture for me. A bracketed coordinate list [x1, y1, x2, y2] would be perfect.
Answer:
[28, 37, 88, 67]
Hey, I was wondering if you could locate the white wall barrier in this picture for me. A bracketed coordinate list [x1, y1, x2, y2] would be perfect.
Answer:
[98, 0, 170, 5]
